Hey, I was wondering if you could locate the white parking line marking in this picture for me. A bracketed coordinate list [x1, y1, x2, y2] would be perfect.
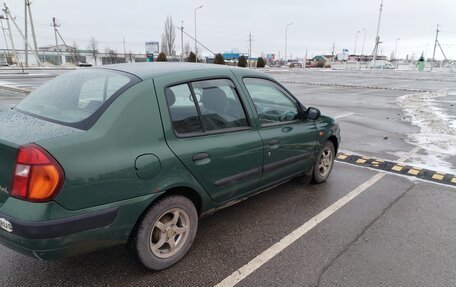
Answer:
[214, 146, 421, 287]
[335, 112, 355, 119]
[397, 146, 421, 162]
[214, 173, 385, 287]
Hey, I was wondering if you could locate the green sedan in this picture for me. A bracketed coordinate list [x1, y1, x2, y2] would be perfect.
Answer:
[0, 63, 340, 270]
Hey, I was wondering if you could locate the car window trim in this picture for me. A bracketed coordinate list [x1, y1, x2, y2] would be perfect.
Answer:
[175, 126, 252, 139]
[164, 76, 253, 139]
[260, 119, 302, 128]
[241, 76, 304, 127]
[188, 82, 206, 133]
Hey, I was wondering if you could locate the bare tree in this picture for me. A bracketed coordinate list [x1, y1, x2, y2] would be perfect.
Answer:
[127, 51, 134, 63]
[87, 36, 99, 66]
[104, 47, 117, 64]
[161, 16, 176, 56]
[71, 42, 81, 64]
[108, 49, 118, 64]
[184, 42, 190, 58]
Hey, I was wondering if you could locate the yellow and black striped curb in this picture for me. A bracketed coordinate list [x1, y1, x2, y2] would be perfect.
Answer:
[336, 153, 456, 187]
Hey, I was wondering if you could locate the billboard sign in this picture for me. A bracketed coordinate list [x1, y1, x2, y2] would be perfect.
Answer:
[145, 42, 159, 55]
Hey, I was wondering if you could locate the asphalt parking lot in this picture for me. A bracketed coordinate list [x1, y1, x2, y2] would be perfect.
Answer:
[0, 68, 455, 286]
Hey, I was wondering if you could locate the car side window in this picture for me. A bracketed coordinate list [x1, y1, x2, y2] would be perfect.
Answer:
[165, 84, 203, 134]
[243, 78, 300, 126]
[191, 79, 249, 131]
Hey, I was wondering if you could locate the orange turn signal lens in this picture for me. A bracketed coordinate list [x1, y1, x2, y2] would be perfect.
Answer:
[28, 165, 61, 201]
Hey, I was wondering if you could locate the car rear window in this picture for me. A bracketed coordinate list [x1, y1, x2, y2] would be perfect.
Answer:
[15, 69, 139, 130]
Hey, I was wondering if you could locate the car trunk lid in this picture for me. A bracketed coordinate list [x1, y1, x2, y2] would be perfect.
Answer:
[0, 109, 81, 205]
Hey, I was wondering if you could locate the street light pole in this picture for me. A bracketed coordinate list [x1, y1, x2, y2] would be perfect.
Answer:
[354, 31, 360, 55]
[194, 5, 203, 63]
[285, 22, 293, 62]
[361, 28, 366, 56]
[180, 20, 184, 62]
[394, 38, 400, 60]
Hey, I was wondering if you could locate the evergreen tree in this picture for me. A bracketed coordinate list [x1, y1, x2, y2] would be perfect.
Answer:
[214, 53, 225, 65]
[257, 57, 266, 68]
[187, 52, 197, 62]
[238, 56, 247, 67]
[156, 52, 168, 62]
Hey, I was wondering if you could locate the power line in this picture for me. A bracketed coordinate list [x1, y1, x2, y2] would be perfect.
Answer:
[176, 26, 215, 56]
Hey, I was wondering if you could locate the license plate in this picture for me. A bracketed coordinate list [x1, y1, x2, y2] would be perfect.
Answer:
[0, 218, 13, 233]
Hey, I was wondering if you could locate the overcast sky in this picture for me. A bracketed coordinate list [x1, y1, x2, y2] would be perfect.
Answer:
[3, 0, 456, 60]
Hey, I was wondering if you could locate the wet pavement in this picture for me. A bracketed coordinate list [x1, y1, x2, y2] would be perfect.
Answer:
[0, 68, 455, 286]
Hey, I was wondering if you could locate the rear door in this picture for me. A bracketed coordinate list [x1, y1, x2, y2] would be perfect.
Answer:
[241, 77, 318, 186]
[155, 74, 263, 203]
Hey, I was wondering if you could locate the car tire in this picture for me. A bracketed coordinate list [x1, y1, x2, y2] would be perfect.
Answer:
[312, 140, 335, 184]
[131, 195, 198, 270]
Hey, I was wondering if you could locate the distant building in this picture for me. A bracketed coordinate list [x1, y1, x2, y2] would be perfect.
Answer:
[39, 44, 76, 53]
[310, 55, 328, 67]
[222, 52, 248, 60]
[0, 48, 148, 67]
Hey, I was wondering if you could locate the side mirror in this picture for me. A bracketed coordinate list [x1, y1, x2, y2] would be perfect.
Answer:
[307, 107, 321, 120]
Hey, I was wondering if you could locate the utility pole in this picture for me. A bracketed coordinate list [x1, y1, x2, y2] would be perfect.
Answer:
[303, 49, 307, 69]
[180, 20, 184, 62]
[5, 8, 41, 66]
[331, 41, 335, 61]
[372, 0, 383, 69]
[0, 17, 9, 62]
[432, 24, 440, 62]
[361, 28, 366, 56]
[248, 32, 252, 67]
[2, 5, 17, 65]
[24, 0, 28, 67]
[26, 0, 38, 59]
[354, 31, 360, 55]
[54, 24, 74, 64]
[51, 17, 60, 65]
[122, 36, 126, 62]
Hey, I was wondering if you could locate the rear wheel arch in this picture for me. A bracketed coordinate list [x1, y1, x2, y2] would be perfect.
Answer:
[156, 186, 203, 216]
[127, 186, 203, 267]
[129, 186, 203, 238]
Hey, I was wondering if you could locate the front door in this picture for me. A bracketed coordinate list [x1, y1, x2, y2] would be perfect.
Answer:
[157, 77, 263, 203]
[242, 77, 318, 186]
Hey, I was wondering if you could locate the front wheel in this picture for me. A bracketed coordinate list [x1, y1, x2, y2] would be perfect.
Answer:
[312, 140, 335, 183]
[131, 195, 198, 270]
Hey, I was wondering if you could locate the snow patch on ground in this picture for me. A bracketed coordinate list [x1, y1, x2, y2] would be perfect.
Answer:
[397, 92, 456, 174]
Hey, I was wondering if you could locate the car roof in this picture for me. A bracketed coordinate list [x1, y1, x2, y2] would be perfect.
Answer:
[100, 62, 267, 80]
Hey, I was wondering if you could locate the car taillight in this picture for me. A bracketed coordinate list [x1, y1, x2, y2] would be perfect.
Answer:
[11, 144, 64, 202]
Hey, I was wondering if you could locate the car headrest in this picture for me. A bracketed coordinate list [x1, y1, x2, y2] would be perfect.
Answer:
[201, 87, 227, 114]
[165, 89, 176, 107]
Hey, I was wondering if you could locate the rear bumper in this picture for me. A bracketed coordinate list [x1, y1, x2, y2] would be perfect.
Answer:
[0, 192, 163, 260]
[0, 208, 118, 239]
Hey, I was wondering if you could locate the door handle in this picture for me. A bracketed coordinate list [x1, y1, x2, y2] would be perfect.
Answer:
[269, 139, 280, 146]
[192, 152, 210, 161]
